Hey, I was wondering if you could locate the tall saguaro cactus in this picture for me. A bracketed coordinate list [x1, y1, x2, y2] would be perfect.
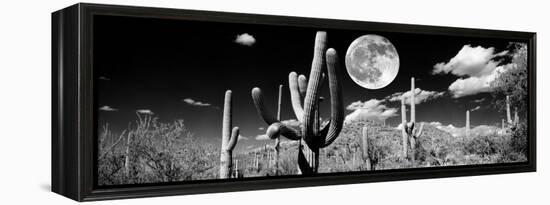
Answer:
[361, 126, 372, 171]
[401, 77, 424, 162]
[506, 95, 512, 125]
[251, 31, 344, 175]
[124, 131, 133, 178]
[273, 84, 283, 175]
[219, 90, 240, 179]
[466, 110, 470, 137]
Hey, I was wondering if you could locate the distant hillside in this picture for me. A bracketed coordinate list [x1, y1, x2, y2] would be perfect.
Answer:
[234, 119, 525, 177]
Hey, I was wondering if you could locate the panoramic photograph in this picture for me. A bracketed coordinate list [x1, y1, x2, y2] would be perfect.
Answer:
[94, 15, 529, 186]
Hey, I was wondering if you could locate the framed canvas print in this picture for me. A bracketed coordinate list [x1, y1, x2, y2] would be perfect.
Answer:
[52, 3, 536, 201]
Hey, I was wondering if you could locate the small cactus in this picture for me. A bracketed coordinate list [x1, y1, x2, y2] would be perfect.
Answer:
[506, 95, 512, 125]
[361, 126, 372, 171]
[251, 31, 344, 175]
[219, 90, 240, 179]
[401, 77, 424, 162]
[466, 110, 470, 137]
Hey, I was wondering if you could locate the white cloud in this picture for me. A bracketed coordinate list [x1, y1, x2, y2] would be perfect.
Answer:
[432, 45, 512, 98]
[345, 99, 397, 123]
[447, 65, 507, 98]
[183, 98, 212, 107]
[136, 109, 154, 115]
[433, 45, 507, 77]
[234, 33, 256, 46]
[99, 105, 118, 111]
[255, 134, 270, 140]
[258, 127, 265, 130]
[386, 88, 445, 104]
[470, 106, 481, 112]
[99, 76, 110, 81]
[238, 135, 249, 141]
[473, 98, 485, 103]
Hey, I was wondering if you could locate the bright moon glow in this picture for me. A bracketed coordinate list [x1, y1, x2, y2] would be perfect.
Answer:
[345, 35, 400, 89]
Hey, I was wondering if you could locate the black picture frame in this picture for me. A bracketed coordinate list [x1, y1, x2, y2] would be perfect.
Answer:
[52, 3, 536, 201]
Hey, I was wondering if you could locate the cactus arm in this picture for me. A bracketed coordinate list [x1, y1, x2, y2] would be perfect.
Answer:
[298, 74, 308, 99]
[318, 48, 344, 148]
[227, 127, 239, 151]
[251, 87, 279, 125]
[266, 122, 302, 140]
[415, 123, 424, 138]
[302, 31, 327, 143]
[277, 84, 283, 120]
[288, 72, 305, 121]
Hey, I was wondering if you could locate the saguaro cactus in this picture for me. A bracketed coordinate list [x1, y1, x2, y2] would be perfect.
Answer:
[219, 90, 240, 179]
[273, 84, 283, 175]
[124, 131, 133, 178]
[401, 77, 424, 162]
[466, 110, 470, 137]
[251, 31, 344, 175]
[506, 95, 512, 125]
[361, 126, 372, 171]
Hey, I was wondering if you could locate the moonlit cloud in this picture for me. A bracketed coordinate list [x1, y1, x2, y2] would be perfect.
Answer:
[473, 98, 486, 103]
[432, 45, 507, 77]
[238, 135, 249, 141]
[234, 33, 256, 46]
[432, 45, 512, 98]
[258, 127, 265, 130]
[136, 109, 154, 114]
[255, 134, 270, 140]
[99, 105, 118, 111]
[386, 88, 445, 104]
[345, 99, 397, 123]
[182, 98, 213, 107]
[470, 105, 481, 112]
[99, 76, 110, 81]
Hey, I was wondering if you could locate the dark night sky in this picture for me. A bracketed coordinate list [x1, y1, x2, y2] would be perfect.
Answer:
[94, 15, 526, 151]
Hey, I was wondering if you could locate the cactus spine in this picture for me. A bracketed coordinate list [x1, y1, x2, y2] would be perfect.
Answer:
[251, 31, 344, 175]
[219, 90, 240, 179]
[401, 77, 424, 162]
[361, 126, 372, 171]
[466, 110, 470, 137]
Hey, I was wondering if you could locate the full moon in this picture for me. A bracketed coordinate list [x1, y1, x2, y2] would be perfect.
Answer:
[345, 35, 400, 89]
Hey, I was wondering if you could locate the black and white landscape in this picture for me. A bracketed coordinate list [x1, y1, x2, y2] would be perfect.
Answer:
[95, 15, 529, 186]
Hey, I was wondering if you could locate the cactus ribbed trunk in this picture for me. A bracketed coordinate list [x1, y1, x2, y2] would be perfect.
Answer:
[124, 131, 133, 178]
[298, 139, 319, 175]
[411, 77, 416, 123]
[219, 90, 240, 179]
[234, 159, 239, 178]
[466, 110, 470, 136]
[506, 95, 512, 125]
[361, 126, 372, 171]
[274, 84, 283, 175]
[401, 97, 408, 158]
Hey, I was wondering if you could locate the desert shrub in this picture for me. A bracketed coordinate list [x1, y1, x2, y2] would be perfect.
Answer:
[98, 114, 218, 185]
[510, 122, 528, 155]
